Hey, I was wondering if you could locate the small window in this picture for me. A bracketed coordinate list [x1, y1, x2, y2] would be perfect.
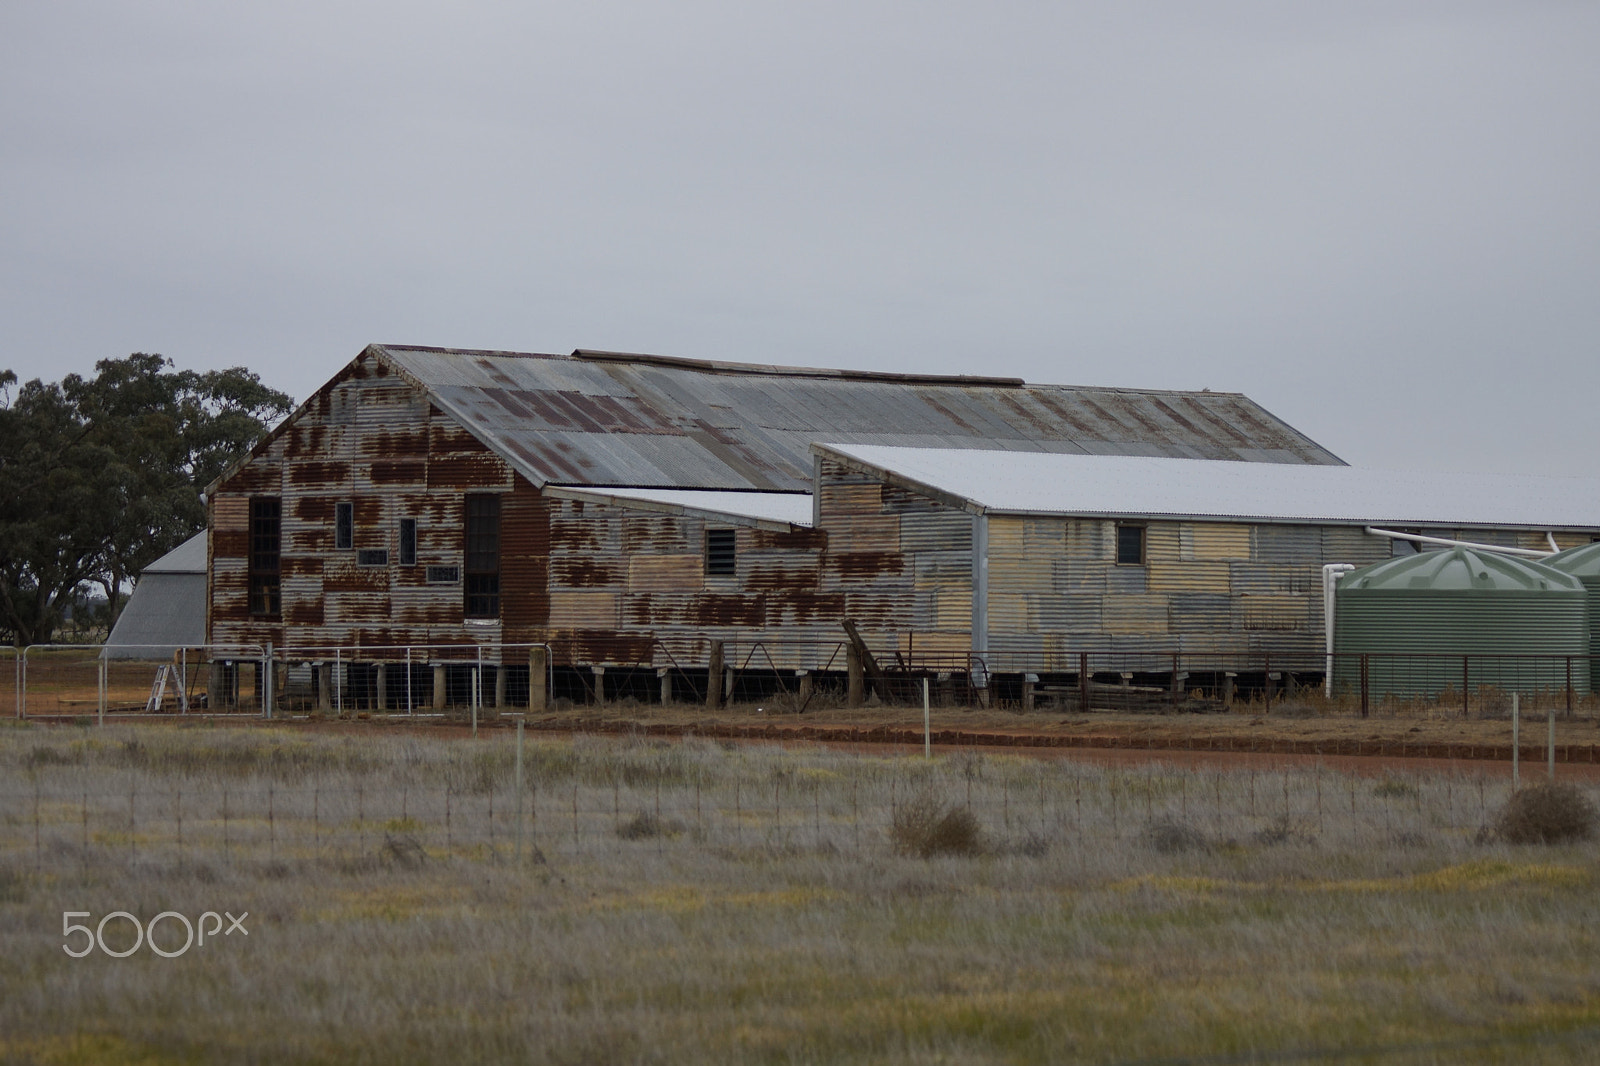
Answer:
[249, 497, 281, 617]
[335, 502, 353, 550]
[357, 549, 389, 566]
[464, 494, 501, 618]
[706, 529, 737, 576]
[1116, 524, 1145, 566]
[426, 565, 460, 584]
[399, 518, 417, 565]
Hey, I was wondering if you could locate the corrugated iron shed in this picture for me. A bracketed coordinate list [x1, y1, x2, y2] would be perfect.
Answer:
[813, 444, 1600, 531]
[105, 532, 207, 658]
[366, 345, 1342, 493]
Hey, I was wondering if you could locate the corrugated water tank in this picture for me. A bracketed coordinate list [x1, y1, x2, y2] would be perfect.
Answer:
[1332, 546, 1589, 700]
[1539, 541, 1600, 692]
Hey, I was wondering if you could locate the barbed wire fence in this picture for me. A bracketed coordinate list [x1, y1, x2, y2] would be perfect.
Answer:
[4, 734, 1583, 881]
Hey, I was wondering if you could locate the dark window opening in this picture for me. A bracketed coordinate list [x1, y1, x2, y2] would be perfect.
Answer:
[399, 518, 417, 565]
[357, 548, 389, 566]
[465, 494, 501, 618]
[249, 497, 281, 617]
[335, 502, 353, 550]
[706, 528, 737, 576]
[427, 565, 460, 584]
[1115, 524, 1145, 566]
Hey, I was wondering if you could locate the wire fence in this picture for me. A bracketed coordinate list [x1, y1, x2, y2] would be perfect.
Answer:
[8, 641, 1599, 721]
[6, 741, 1592, 878]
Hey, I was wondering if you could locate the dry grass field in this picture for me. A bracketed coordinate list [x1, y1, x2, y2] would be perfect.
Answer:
[2, 717, 1599, 1064]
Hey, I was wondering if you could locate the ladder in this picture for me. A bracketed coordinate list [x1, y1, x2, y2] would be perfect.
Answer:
[146, 666, 171, 712]
[145, 663, 188, 713]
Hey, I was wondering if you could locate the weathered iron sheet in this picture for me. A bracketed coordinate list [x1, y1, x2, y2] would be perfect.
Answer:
[375, 345, 1343, 492]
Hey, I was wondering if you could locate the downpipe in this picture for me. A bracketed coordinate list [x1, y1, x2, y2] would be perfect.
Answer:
[1323, 564, 1355, 698]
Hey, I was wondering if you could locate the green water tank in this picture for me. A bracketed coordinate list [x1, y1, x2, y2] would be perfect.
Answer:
[1332, 546, 1589, 700]
[1539, 541, 1600, 692]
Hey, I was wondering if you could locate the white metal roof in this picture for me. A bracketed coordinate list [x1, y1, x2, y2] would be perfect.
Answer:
[551, 487, 813, 528]
[815, 444, 1600, 530]
[144, 532, 208, 573]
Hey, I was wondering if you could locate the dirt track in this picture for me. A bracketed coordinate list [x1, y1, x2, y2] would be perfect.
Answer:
[24, 703, 1600, 779]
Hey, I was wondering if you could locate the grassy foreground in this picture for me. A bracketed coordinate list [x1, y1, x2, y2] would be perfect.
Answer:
[1, 719, 1598, 1064]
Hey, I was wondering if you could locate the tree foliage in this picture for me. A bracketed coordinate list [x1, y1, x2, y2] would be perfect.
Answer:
[0, 354, 292, 646]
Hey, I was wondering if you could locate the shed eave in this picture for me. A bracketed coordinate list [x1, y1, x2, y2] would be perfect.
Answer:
[542, 485, 804, 532]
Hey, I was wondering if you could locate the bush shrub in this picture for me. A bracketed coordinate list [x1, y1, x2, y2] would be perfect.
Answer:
[890, 793, 985, 858]
[616, 811, 684, 841]
[1494, 784, 1597, 845]
[1139, 818, 1209, 854]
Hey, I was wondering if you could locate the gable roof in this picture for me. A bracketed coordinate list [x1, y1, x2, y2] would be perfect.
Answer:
[369, 345, 1343, 493]
[814, 443, 1600, 531]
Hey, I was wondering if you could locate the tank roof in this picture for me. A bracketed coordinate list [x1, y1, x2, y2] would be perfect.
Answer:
[1341, 546, 1584, 593]
[1542, 541, 1600, 579]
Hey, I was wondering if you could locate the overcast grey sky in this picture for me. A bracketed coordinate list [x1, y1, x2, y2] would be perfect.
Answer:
[4, 3, 1597, 475]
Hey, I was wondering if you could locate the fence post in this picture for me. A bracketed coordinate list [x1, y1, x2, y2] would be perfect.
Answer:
[846, 643, 862, 709]
[1079, 652, 1089, 713]
[529, 646, 547, 713]
[923, 677, 931, 759]
[1462, 656, 1470, 718]
[515, 717, 525, 863]
[1264, 654, 1273, 708]
[1548, 700, 1556, 782]
[1512, 692, 1520, 789]
[432, 662, 447, 710]
[1359, 654, 1369, 718]
[1566, 657, 1574, 719]
[1170, 652, 1181, 708]
[262, 642, 274, 719]
[98, 656, 106, 726]
[707, 641, 724, 710]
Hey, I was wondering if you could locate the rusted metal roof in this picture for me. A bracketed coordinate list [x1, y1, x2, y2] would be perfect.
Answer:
[373, 345, 1344, 492]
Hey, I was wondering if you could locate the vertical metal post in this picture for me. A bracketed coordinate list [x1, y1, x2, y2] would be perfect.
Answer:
[406, 647, 414, 716]
[1079, 652, 1090, 713]
[179, 648, 188, 714]
[1548, 701, 1556, 783]
[477, 645, 484, 715]
[98, 656, 106, 726]
[515, 717, 525, 863]
[922, 677, 931, 760]
[1462, 656, 1470, 718]
[263, 642, 274, 719]
[1512, 693, 1520, 790]
[471, 667, 479, 739]
[1566, 657, 1574, 719]
[1264, 654, 1273, 708]
[335, 648, 342, 716]
[1170, 652, 1181, 708]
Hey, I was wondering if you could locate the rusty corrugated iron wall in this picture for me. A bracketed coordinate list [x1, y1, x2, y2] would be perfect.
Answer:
[211, 350, 850, 667]
[815, 457, 973, 661]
